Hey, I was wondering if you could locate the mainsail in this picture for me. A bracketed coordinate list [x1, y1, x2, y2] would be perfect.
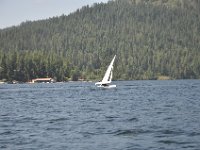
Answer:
[95, 55, 116, 85]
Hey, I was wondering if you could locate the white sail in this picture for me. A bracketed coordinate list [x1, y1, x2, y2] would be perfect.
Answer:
[109, 68, 113, 82]
[95, 55, 116, 86]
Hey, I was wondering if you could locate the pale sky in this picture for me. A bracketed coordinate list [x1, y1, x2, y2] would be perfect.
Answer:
[0, 0, 109, 29]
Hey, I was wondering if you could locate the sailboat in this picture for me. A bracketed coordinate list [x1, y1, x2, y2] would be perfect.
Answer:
[95, 55, 116, 88]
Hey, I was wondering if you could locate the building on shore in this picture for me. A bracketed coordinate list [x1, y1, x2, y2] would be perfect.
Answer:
[31, 78, 55, 83]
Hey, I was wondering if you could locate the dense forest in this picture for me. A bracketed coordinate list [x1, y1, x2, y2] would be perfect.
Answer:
[0, 0, 200, 82]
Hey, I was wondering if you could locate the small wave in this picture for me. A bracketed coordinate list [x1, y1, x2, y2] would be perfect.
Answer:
[124, 84, 138, 87]
[0, 145, 7, 149]
[105, 116, 119, 119]
[182, 145, 196, 149]
[48, 117, 69, 123]
[14, 117, 38, 124]
[163, 117, 173, 120]
[80, 120, 98, 125]
[80, 131, 100, 138]
[188, 132, 200, 137]
[127, 117, 139, 122]
[0, 130, 14, 136]
[46, 127, 62, 131]
[113, 129, 151, 137]
[158, 129, 184, 136]
[89, 87, 97, 91]
[104, 115, 119, 122]
[158, 140, 192, 145]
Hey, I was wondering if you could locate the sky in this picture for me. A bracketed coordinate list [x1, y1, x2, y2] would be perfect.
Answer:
[0, 0, 109, 29]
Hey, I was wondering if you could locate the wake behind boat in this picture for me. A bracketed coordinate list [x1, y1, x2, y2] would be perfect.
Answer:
[95, 55, 116, 88]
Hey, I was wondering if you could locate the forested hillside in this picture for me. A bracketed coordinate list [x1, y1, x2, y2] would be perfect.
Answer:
[0, 0, 200, 82]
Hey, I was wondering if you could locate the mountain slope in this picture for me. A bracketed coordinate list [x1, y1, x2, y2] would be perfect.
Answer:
[0, 0, 200, 81]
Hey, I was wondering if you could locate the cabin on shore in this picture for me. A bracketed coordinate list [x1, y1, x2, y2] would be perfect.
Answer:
[31, 78, 55, 83]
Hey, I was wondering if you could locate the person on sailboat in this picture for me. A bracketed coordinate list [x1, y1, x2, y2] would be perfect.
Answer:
[102, 84, 109, 87]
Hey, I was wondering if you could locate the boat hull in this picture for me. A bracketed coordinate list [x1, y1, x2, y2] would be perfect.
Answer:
[97, 84, 117, 89]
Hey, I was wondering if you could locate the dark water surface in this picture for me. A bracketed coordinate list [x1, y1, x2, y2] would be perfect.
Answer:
[0, 80, 200, 150]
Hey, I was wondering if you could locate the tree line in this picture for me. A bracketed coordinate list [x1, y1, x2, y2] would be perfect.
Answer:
[0, 0, 200, 82]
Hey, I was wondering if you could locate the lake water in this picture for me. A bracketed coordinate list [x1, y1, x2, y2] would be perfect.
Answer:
[0, 80, 200, 150]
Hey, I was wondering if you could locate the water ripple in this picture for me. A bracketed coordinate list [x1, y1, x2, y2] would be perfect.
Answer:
[0, 80, 200, 150]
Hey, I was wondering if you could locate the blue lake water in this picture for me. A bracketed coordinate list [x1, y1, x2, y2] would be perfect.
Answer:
[0, 80, 200, 150]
